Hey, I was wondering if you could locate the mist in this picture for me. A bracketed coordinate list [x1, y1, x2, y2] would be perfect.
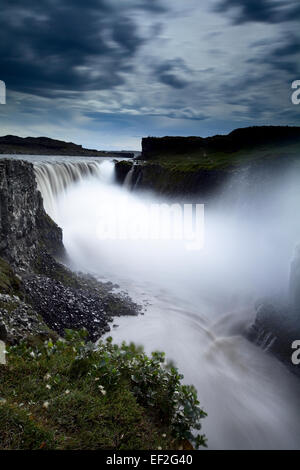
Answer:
[35, 158, 300, 449]
[48, 160, 300, 310]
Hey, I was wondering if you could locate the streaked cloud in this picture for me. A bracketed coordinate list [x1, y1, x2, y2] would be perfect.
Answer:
[0, 0, 299, 149]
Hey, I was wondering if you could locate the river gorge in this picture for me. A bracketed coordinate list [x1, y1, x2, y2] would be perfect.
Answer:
[31, 154, 300, 448]
[1, 147, 300, 449]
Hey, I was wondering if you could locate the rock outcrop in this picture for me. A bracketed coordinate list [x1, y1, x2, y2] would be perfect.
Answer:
[0, 159, 64, 267]
[247, 246, 300, 376]
[119, 162, 228, 198]
[114, 160, 134, 185]
[116, 126, 300, 198]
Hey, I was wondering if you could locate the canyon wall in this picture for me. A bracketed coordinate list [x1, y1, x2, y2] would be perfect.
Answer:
[0, 159, 63, 267]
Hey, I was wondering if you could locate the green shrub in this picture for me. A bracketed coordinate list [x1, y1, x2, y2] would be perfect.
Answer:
[0, 329, 207, 450]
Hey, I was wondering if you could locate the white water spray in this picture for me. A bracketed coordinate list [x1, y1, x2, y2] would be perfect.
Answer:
[34, 158, 300, 450]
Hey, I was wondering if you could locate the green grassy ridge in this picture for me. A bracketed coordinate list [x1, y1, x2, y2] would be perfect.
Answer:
[141, 142, 300, 172]
[0, 330, 207, 450]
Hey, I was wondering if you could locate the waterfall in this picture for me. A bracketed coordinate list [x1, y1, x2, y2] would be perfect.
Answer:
[123, 167, 134, 190]
[34, 160, 113, 218]
[30, 156, 300, 450]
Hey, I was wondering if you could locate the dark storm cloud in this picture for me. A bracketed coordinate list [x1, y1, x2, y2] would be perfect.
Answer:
[214, 0, 300, 24]
[159, 73, 188, 89]
[247, 34, 300, 75]
[0, 0, 165, 95]
[155, 59, 190, 89]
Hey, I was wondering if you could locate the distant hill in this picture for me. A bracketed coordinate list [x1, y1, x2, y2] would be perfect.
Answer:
[0, 135, 134, 158]
[141, 126, 300, 159]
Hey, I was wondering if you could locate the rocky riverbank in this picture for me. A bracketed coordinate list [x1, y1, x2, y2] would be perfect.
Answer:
[0, 159, 140, 344]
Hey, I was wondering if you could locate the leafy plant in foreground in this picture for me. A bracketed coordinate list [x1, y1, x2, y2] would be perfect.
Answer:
[0, 330, 207, 449]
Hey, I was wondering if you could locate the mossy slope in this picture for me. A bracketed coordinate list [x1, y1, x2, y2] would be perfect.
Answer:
[0, 331, 207, 450]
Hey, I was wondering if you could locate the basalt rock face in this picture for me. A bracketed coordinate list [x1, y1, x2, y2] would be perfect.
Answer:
[246, 247, 300, 376]
[115, 160, 229, 199]
[117, 127, 300, 198]
[0, 159, 64, 267]
[114, 160, 134, 185]
[134, 163, 227, 198]
[246, 302, 299, 373]
[134, 126, 300, 198]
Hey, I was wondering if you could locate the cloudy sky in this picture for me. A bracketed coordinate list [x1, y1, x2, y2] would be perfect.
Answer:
[0, 0, 299, 150]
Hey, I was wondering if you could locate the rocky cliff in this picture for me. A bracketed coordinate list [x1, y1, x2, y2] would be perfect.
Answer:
[0, 159, 139, 344]
[0, 159, 63, 266]
[116, 126, 300, 198]
[115, 160, 228, 199]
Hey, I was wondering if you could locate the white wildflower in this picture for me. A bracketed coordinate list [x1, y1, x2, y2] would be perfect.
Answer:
[157, 446, 162, 450]
[162, 433, 166, 438]
[98, 385, 106, 396]
[46, 384, 51, 390]
[44, 373, 51, 381]
[65, 390, 70, 395]
[29, 351, 35, 358]
[43, 401, 49, 409]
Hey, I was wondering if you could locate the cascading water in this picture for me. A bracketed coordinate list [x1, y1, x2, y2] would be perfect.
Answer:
[34, 160, 107, 218]
[123, 167, 134, 190]
[34, 158, 300, 450]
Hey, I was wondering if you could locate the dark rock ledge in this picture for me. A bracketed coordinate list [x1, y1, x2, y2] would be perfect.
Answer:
[246, 246, 300, 376]
[0, 159, 140, 344]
